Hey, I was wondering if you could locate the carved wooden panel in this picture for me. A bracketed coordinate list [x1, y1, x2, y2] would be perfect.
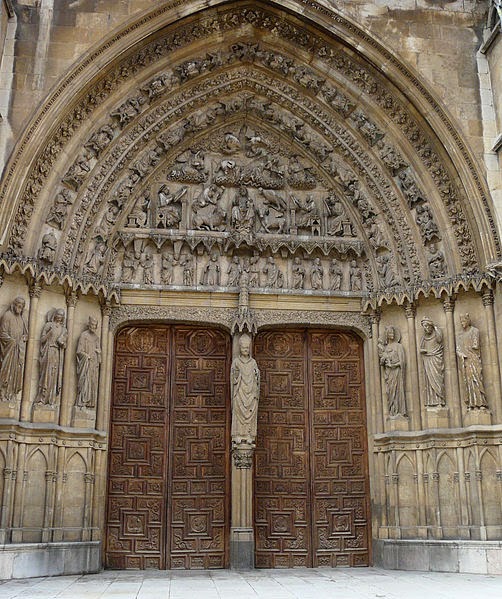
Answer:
[254, 329, 370, 568]
[105, 325, 230, 570]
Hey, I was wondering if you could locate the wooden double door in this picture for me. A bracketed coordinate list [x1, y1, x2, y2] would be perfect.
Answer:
[105, 325, 231, 569]
[254, 329, 370, 568]
[105, 325, 370, 569]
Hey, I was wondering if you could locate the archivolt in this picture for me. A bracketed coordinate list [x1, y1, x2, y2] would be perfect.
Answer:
[0, 0, 498, 292]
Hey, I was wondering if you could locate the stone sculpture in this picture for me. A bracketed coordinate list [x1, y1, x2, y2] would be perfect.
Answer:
[292, 257, 306, 290]
[227, 256, 242, 287]
[201, 254, 221, 286]
[0, 297, 28, 403]
[311, 258, 324, 290]
[36, 309, 67, 406]
[38, 232, 57, 265]
[231, 334, 260, 444]
[419, 317, 445, 408]
[379, 325, 407, 417]
[263, 257, 284, 288]
[76, 316, 101, 409]
[329, 259, 343, 291]
[456, 313, 488, 410]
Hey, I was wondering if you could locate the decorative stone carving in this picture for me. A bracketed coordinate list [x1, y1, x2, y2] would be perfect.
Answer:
[37, 232, 57, 265]
[226, 256, 242, 288]
[201, 254, 221, 287]
[161, 250, 175, 285]
[36, 309, 67, 406]
[140, 248, 154, 285]
[192, 184, 226, 231]
[379, 326, 407, 417]
[46, 189, 73, 230]
[419, 317, 445, 408]
[310, 258, 324, 290]
[376, 253, 399, 288]
[75, 317, 101, 410]
[349, 260, 363, 292]
[329, 259, 343, 290]
[0, 297, 28, 403]
[456, 314, 488, 410]
[415, 204, 440, 242]
[84, 238, 107, 276]
[262, 257, 284, 288]
[231, 334, 260, 448]
[85, 125, 115, 156]
[427, 243, 447, 279]
[292, 257, 306, 290]
[156, 185, 187, 229]
[180, 254, 194, 286]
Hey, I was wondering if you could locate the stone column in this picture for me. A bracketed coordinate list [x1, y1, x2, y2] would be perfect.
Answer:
[231, 444, 255, 568]
[59, 291, 78, 427]
[229, 332, 259, 569]
[442, 297, 462, 428]
[20, 283, 42, 421]
[96, 303, 111, 431]
[404, 302, 421, 431]
[415, 450, 427, 538]
[481, 290, 501, 422]
[370, 311, 384, 432]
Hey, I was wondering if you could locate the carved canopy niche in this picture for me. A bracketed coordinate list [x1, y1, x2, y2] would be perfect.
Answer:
[0, 0, 499, 299]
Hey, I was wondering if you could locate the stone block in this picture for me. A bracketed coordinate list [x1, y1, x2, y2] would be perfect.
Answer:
[486, 548, 502, 574]
[428, 543, 459, 572]
[458, 546, 489, 574]
[396, 542, 430, 572]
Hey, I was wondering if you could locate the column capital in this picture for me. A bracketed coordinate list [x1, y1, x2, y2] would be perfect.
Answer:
[369, 309, 381, 326]
[442, 296, 456, 313]
[481, 289, 494, 307]
[404, 301, 416, 319]
[66, 290, 78, 308]
[29, 283, 42, 299]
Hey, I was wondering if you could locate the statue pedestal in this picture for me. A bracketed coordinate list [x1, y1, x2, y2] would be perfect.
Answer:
[32, 403, 58, 423]
[386, 415, 409, 431]
[426, 407, 449, 429]
[73, 407, 96, 429]
[464, 408, 491, 427]
[0, 400, 20, 420]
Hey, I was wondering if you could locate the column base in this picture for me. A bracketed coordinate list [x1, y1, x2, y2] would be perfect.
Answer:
[230, 527, 254, 570]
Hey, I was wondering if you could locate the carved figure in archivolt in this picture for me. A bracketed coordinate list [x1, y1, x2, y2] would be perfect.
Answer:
[231, 334, 260, 444]
[36, 309, 67, 406]
[76, 317, 101, 409]
[379, 326, 407, 417]
[0, 297, 28, 403]
[456, 314, 488, 410]
[38, 232, 57, 265]
[419, 317, 445, 408]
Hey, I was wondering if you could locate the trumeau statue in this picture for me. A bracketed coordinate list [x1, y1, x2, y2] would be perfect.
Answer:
[456, 313, 488, 410]
[36, 309, 67, 406]
[0, 297, 28, 403]
[76, 316, 101, 409]
[231, 334, 260, 445]
[379, 325, 407, 417]
[419, 317, 445, 408]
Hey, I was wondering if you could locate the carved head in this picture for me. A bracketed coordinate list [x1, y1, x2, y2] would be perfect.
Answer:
[421, 317, 434, 334]
[53, 309, 65, 324]
[238, 334, 252, 357]
[460, 313, 471, 329]
[11, 297, 25, 315]
[88, 316, 98, 332]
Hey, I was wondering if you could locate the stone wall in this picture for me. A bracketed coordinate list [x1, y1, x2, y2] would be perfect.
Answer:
[0, 0, 500, 578]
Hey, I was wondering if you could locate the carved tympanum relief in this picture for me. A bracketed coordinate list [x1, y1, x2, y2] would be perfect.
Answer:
[19, 17, 474, 297]
[0, 297, 28, 404]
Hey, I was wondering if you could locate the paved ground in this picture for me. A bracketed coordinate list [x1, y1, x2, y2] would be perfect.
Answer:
[0, 568, 500, 599]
